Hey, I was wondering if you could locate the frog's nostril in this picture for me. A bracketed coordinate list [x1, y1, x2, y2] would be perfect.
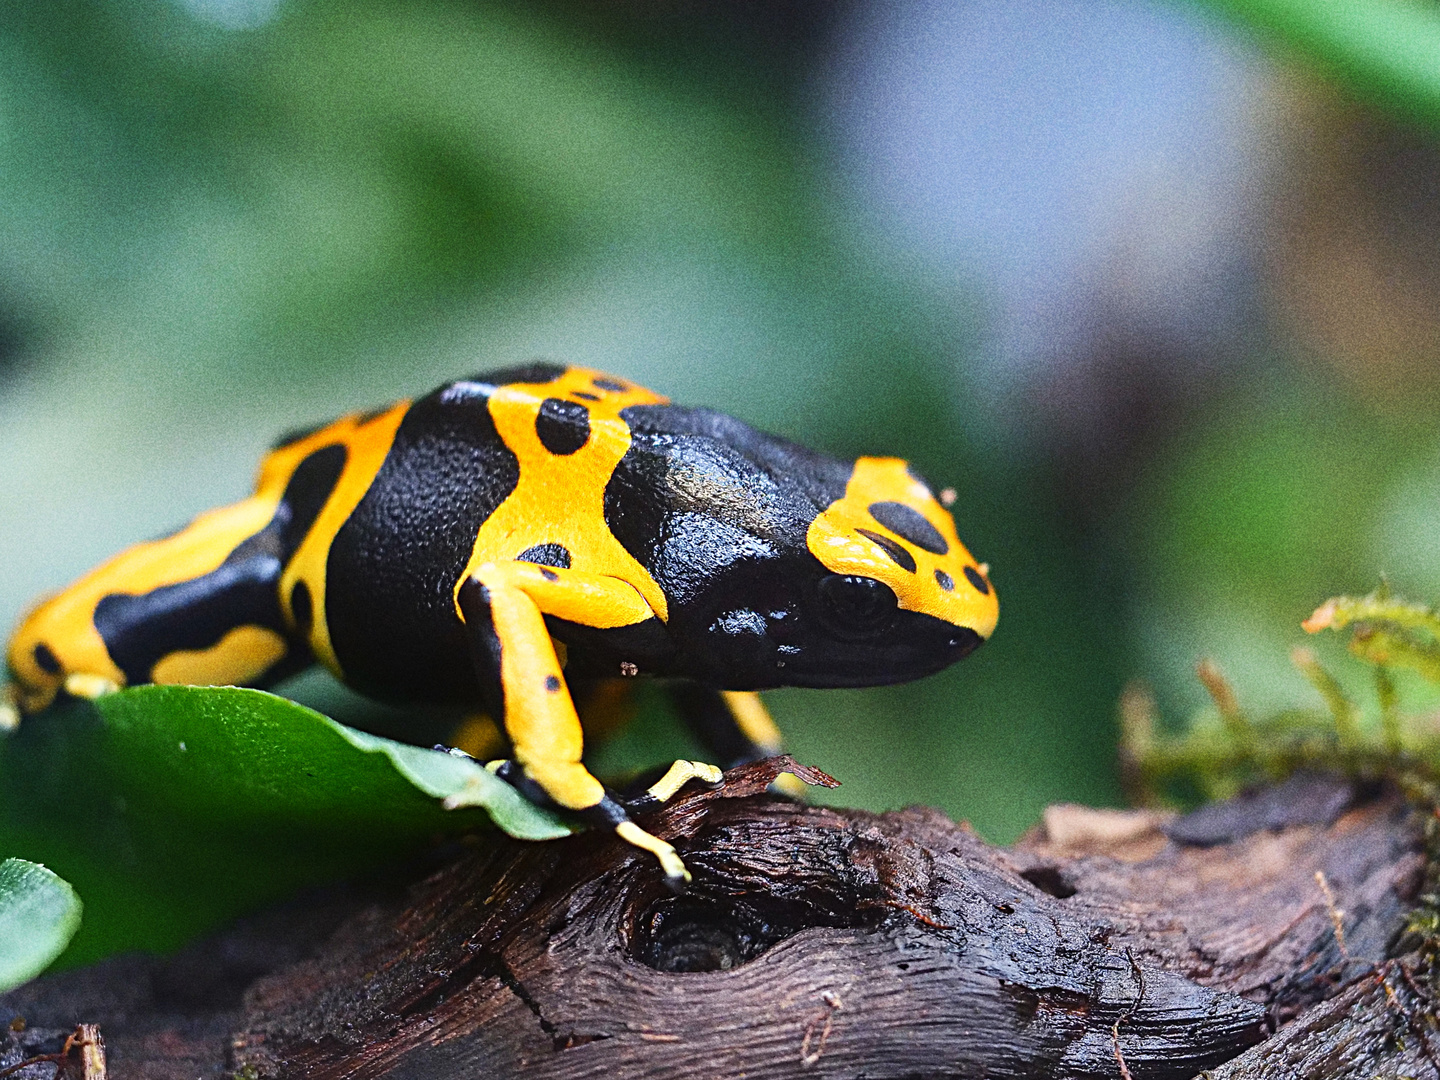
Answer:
[948, 628, 983, 657]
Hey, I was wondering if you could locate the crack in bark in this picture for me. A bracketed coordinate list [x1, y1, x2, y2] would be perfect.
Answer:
[491, 951, 612, 1053]
[491, 953, 558, 1043]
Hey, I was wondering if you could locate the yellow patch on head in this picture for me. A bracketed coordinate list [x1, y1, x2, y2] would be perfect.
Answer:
[806, 457, 998, 638]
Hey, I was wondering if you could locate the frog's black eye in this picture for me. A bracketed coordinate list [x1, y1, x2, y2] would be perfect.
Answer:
[816, 575, 898, 639]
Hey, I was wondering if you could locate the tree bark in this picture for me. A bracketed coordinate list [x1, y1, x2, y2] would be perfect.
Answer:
[2, 759, 1435, 1079]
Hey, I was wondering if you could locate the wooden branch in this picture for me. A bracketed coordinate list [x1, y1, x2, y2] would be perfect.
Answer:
[2, 760, 1433, 1079]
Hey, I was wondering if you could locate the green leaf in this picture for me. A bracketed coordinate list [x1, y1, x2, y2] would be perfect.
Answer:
[89, 685, 571, 839]
[0, 858, 82, 992]
[0, 686, 569, 966]
[1303, 589, 1440, 642]
[1191, 0, 1440, 128]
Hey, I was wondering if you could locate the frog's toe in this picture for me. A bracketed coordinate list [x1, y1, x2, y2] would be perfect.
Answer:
[625, 758, 723, 812]
[615, 820, 691, 891]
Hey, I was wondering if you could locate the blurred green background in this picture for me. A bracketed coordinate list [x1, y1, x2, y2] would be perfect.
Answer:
[5, 0, 1440, 962]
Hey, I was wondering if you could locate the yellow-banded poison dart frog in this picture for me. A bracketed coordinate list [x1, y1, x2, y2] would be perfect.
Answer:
[2, 364, 998, 885]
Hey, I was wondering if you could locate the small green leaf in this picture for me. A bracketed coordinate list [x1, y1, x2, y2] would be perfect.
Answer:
[1347, 626, 1440, 686]
[0, 858, 82, 992]
[1304, 589, 1440, 641]
[1303, 588, 1440, 687]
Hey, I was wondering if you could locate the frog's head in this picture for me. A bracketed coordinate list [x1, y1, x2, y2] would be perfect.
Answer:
[779, 456, 997, 686]
[669, 455, 997, 690]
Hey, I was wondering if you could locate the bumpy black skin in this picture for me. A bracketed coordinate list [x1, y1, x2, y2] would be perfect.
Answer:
[317, 365, 982, 706]
[597, 405, 981, 689]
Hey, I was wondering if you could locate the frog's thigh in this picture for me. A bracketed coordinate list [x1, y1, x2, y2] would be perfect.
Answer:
[668, 683, 807, 799]
[722, 691, 784, 754]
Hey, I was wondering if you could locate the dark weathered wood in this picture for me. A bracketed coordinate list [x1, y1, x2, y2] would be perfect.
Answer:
[1, 883, 385, 1080]
[1206, 958, 1440, 1078]
[3, 759, 1433, 1079]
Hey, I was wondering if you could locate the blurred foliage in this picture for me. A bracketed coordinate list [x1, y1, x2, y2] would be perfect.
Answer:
[1125, 583, 1440, 805]
[1128, 367, 1440, 720]
[1191, 0, 1440, 129]
[0, 858, 81, 992]
[1124, 582, 1440, 972]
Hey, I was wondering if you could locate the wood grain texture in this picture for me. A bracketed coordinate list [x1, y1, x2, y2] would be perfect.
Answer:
[2, 759, 1433, 1079]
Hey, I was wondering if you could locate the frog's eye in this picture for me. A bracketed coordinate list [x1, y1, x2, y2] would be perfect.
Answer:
[816, 574, 898, 639]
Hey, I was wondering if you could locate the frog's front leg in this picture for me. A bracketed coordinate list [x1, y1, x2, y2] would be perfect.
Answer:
[669, 683, 784, 766]
[665, 683, 809, 800]
[457, 562, 717, 888]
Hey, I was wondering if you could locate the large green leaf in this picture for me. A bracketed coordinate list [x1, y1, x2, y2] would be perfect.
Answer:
[0, 686, 569, 967]
[89, 686, 570, 837]
[1191, 0, 1440, 127]
[0, 858, 82, 992]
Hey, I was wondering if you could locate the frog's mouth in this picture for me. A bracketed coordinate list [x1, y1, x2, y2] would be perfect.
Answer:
[695, 609, 985, 692]
[777, 620, 985, 689]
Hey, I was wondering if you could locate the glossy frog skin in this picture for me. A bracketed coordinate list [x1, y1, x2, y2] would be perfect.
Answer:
[3, 364, 998, 884]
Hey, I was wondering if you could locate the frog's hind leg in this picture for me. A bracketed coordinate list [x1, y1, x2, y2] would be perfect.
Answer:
[668, 684, 783, 766]
[4, 494, 313, 722]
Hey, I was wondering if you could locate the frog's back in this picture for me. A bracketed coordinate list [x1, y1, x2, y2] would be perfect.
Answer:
[318, 373, 847, 701]
[3, 363, 672, 711]
[322, 365, 670, 702]
[599, 401, 852, 615]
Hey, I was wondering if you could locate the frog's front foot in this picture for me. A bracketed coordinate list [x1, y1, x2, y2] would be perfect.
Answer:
[623, 759, 723, 813]
[613, 819, 691, 890]
[486, 756, 709, 891]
